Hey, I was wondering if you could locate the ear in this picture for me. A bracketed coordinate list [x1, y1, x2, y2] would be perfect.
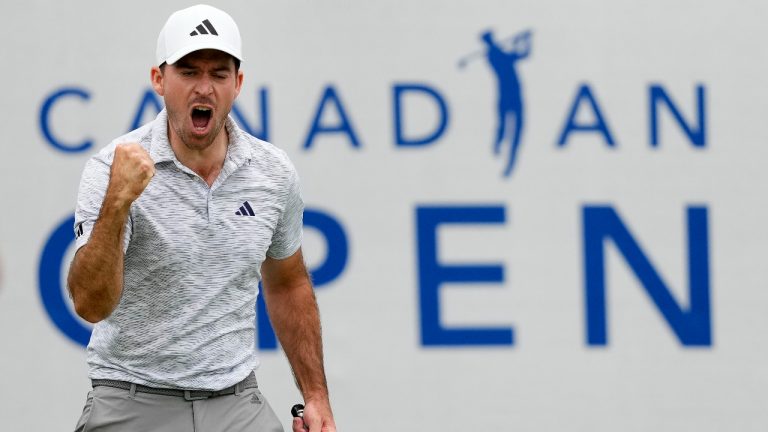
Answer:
[151, 66, 165, 97]
[234, 70, 244, 98]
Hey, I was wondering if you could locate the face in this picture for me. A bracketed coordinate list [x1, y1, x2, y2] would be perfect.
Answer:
[151, 49, 243, 152]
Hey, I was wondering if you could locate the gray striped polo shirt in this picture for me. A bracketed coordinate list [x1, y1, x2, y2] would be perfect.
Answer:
[73, 109, 303, 390]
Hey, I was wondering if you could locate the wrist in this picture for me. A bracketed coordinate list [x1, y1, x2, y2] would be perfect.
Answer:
[103, 187, 135, 213]
[303, 390, 330, 405]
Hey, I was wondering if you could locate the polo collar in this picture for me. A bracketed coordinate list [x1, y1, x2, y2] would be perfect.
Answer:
[148, 109, 175, 164]
[223, 116, 253, 168]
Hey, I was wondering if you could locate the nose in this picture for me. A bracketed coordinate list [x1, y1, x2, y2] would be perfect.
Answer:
[193, 74, 214, 96]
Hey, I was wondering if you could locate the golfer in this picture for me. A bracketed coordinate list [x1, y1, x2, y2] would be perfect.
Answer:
[68, 5, 335, 431]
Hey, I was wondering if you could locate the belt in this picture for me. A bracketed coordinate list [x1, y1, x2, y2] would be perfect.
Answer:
[92, 371, 258, 401]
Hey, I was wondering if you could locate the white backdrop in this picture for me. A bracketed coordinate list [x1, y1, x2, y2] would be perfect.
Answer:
[2, 1, 768, 430]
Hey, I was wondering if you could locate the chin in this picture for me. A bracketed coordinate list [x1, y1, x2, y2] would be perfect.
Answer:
[183, 135, 216, 151]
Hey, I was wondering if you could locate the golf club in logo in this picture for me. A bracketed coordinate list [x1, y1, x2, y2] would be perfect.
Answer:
[459, 29, 532, 177]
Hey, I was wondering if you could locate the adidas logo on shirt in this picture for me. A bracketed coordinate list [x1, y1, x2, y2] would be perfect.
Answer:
[235, 201, 255, 216]
[189, 19, 219, 36]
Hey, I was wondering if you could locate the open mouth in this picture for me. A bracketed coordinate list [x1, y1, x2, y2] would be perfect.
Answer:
[191, 106, 213, 132]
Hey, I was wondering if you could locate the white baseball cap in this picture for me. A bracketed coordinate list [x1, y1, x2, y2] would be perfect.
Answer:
[156, 4, 243, 66]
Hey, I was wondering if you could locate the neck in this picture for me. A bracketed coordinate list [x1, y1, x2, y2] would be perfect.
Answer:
[168, 123, 229, 186]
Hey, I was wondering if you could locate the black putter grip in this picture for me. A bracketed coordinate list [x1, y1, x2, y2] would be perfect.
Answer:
[291, 403, 305, 418]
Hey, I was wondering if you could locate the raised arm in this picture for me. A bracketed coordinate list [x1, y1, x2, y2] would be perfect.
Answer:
[512, 30, 532, 60]
[67, 143, 154, 323]
[261, 249, 336, 432]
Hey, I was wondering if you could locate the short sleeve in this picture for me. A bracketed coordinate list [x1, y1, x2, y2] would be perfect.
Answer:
[266, 164, 304, 260]
[74, 155, 132, 252]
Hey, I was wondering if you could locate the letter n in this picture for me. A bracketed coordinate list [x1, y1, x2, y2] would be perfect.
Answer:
[583, 205, 711, 346]
[649, 84, 706, 148]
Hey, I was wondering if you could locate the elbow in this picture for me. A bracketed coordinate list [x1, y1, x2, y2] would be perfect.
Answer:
[78, 312, 102, 324]
[73, 300, 108, 323]
[68, 272, 110, 324]
[69, 282, 110, 323]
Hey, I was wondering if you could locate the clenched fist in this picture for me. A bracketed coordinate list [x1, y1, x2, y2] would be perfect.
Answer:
[107, 143, 155, 205]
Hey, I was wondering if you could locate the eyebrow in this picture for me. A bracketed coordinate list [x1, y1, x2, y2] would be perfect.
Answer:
[174, 62, 231, 72]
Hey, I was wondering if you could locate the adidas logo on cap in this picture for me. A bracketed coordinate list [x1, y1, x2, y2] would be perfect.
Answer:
[189, 19, 218, 36]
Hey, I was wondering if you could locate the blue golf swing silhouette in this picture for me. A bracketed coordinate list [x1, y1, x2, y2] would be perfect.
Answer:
[459, 29, 532, 177]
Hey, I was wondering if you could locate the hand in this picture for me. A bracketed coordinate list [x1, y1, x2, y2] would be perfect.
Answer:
[299, 397, 336, 432]
[107, 143, 155, 205]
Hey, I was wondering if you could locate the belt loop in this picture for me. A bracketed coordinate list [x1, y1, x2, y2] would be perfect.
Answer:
[235, 380, 242, 396]
[128, 383, 137, 399]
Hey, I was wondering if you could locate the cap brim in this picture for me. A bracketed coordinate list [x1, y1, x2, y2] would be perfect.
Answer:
[163, 41, 242, 65]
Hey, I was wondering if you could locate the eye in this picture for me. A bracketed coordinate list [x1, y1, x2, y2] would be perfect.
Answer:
[181, 70, 195, 77]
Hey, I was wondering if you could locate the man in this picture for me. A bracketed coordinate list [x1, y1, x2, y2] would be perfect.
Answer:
[68, 5, 335, 432]
[480, 29, 531, 177]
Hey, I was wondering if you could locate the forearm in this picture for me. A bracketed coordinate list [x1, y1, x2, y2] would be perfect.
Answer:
[264, 278, 328, 400]
[67, 194, 130, 323]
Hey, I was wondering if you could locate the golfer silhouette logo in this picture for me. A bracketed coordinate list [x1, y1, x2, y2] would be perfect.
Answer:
[460, 29, 532, 177]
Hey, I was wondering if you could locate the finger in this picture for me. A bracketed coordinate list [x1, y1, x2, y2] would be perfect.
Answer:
[292, 417, 306, 432]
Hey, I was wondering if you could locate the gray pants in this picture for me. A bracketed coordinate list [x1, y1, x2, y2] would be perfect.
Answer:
[73, 382, 284, 432]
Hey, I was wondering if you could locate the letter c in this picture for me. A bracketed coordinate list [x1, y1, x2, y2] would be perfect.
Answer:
[39, 87, 93, 153]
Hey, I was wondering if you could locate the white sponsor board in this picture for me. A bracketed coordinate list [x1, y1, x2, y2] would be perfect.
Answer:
[2, 0, 768, 430]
